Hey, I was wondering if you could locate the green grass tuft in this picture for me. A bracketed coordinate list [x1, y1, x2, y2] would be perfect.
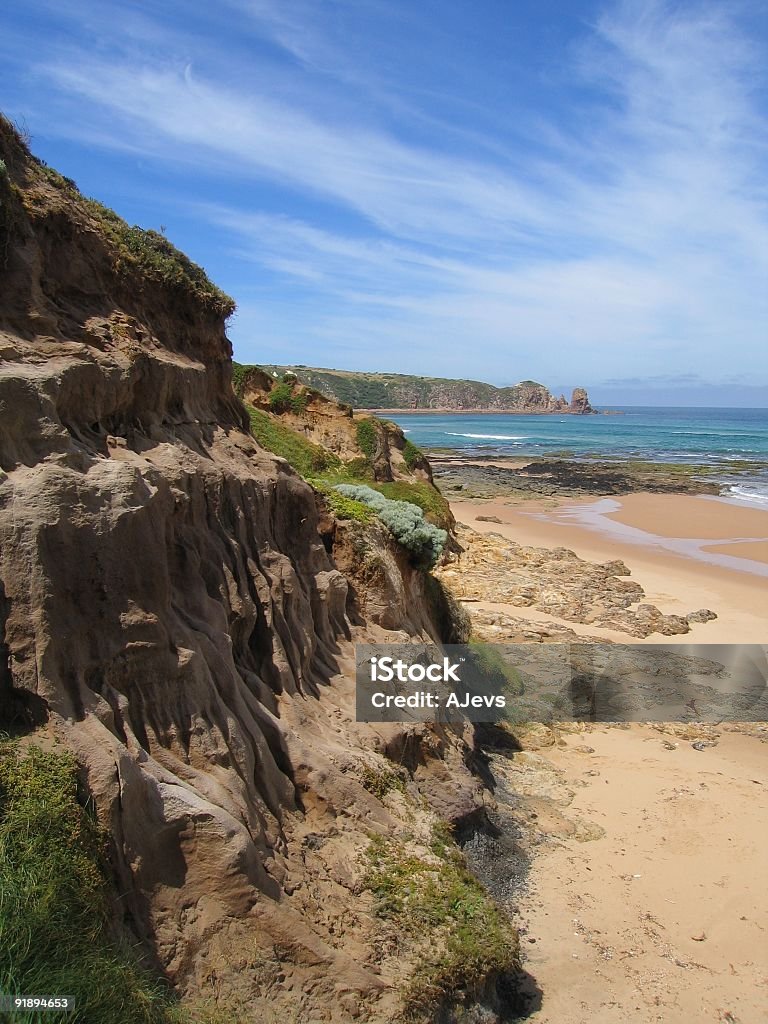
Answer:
[363, 828, 519, 1020]
[0, 740, 178, 1023]
[402, 439, 422, 472]
[358, 763, 407, 799]
[246, 406, 341, 476]
[356, 419, 378, 464]
[309, 481, 375, 523]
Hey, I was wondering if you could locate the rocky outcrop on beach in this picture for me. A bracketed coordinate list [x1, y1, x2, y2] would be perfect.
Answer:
[434, 459, 722, 498]
[0, 117, 517, 1021]
[438, 525, 715, 638]
[258, 365, 596, 414]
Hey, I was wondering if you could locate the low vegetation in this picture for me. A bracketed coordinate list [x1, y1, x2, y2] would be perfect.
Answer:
[246, 406, 341, 477]
[0, 116, 234, 317]
[402, 439, 422, 471]
[366, 480, 452, 530]
[309, 480, 374, 523]
[81, 200, 235, 318]
[268, 382, 309, 415]
[357, 762, 407, 799]
[334, 485, 447, 568]
[0, 740, 176, 1023]
[356, 418, 378, 465]
[364, 828, 519, 1020]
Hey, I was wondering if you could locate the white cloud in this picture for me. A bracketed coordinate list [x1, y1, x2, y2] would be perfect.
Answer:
[13, 0, 768, 385]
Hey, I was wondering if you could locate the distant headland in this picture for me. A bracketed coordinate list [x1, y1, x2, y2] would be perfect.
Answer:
[256, 365, 597, 414]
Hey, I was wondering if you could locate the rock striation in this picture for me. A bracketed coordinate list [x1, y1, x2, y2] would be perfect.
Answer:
[0, 117, 511, 1020]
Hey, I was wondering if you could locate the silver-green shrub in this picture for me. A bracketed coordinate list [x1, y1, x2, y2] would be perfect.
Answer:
[334, 484, 447, 569]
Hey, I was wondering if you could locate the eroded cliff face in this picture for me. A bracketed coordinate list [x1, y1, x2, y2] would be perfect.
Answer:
[0, 119, 491, 1020]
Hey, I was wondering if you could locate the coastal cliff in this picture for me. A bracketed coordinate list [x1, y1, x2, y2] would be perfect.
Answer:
[0, 117, 519, 1022]
[258, 365, 596, 414]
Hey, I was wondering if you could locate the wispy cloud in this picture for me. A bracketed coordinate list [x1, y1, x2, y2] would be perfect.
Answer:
[4, 0, 767, 388]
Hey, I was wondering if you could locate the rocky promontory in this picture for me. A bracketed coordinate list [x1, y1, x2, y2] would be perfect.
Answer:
[257, 365, 596, 414]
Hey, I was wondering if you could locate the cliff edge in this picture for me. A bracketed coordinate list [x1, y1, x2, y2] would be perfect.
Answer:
[0, 117, 518, 1022]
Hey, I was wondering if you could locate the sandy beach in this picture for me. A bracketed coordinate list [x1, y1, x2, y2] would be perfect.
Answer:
[511, 724, 768, 1024]
[440, 487, 768, 1021]
[449, 493, 768, 643]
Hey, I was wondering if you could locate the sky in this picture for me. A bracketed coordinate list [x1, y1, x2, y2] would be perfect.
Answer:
[1, 0, 767, 406]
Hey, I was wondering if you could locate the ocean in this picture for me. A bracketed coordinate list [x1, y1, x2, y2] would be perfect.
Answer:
[389, 407, 768, 506]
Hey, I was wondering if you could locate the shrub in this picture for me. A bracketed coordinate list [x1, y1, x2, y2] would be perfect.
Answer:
[402, 439, 422, 471]
[356, 419, 378, 463]
[268, 382, 294, 413]
[334, 484, 447, 568]
[367, 480, 452, 531]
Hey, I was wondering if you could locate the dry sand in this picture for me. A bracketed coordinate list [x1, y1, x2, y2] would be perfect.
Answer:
[450, 494, 768, 644]
[445, 490, 767, 1021]
[515, 725, 768, 1024]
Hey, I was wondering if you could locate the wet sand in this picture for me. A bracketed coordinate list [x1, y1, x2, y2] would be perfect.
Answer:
[450, 494, 768, 643]
[516, 724, 768, 1024]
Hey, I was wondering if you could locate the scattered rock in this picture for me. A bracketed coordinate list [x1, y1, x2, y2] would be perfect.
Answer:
[687, 608, 718, 623]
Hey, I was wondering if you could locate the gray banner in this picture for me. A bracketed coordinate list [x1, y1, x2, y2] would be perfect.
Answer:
[355, 643, 768, 723]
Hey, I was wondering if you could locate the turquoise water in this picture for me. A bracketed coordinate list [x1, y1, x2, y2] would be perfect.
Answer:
[389, 407, 768, 505]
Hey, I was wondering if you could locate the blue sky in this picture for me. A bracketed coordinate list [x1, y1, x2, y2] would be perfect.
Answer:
[2, 0, 767, 405]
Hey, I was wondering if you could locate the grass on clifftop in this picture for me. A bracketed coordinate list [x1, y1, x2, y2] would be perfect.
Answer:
[364, 828, 519, 1020]
[0, 115, 234, 318]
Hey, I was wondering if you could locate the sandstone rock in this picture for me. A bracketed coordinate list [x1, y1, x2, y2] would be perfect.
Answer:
[436, 525, 712, 639]
[687, 608, 718, 624]
[0, 118, 489, 1021]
